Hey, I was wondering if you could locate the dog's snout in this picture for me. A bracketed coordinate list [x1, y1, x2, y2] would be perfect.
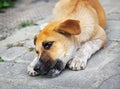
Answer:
[34, 63, 41, 72]
[33, 58, 52, 74]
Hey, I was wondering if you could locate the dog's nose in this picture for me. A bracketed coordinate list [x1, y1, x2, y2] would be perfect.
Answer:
[34, 63, 40, 72]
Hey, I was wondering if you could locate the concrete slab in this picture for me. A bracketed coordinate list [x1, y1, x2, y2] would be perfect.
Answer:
[98, 74, 120, 89]
[0, 47, 28, 61]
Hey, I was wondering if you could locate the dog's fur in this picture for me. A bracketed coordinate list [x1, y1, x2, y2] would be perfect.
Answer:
[28, 0, 106, 77]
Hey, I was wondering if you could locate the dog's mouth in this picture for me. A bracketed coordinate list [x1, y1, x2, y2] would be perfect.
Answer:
[33, 59, 64, 77]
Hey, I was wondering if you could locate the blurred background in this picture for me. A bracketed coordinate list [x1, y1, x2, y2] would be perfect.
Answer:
[0, 0, 119, 40]
[0, 0, 57, 39]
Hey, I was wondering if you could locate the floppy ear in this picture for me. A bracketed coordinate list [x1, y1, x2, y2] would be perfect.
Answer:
[55, 19, 81, 35]
[34, 34, 38, 45]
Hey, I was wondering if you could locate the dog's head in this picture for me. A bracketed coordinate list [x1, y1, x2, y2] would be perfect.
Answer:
[33, 19, 81, 77]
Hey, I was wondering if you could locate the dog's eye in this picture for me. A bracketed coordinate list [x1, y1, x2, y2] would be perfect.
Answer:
[42, 41, 54, 50]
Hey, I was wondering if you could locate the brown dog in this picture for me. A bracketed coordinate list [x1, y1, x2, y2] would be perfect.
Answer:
[28, 0, 106, 77]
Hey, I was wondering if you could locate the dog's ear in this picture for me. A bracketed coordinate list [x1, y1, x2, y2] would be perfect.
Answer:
[55, 19, 81, 35]
[34, 34, 38, 45]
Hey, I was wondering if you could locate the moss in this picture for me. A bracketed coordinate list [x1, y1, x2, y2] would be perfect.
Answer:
[0, 57, 4, 62]
[16, 42, 24, 47]
[0, 36, 7, 41]
[28, 47, 34, 52]
[0, 0, 15, 13]
[7, 44, 14, 49]
[18, 20, 38, 29]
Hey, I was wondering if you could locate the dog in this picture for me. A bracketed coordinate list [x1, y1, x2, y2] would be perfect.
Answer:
[27, 0, 106, 77]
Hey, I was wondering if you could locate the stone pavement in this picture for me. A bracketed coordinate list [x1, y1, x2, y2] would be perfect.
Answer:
[0, 0, 120, 89]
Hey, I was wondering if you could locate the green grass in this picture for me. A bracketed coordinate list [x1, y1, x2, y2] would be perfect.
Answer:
[0, 0, 15, 13]
[0, 57, 4, 62]
[0, 1, 13, 8]
[18, 20, 38, 29]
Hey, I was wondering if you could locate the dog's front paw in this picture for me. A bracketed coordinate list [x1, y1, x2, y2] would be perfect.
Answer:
[68, 57, 87, 71]
[27, 65, 40, 76]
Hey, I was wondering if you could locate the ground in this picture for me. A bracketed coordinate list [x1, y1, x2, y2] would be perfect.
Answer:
[0, 0, 120, 89]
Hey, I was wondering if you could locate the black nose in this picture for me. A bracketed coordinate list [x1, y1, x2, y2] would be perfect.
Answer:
[34, 63, 41, 72]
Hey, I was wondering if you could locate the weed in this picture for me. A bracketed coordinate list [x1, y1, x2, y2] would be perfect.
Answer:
[7, 42, 24, 49]
[18, 20, 38, 29]
[29, 47, 34, 52]
[0, 36, 7, 41]
[7, 44, 14, 49]
[16, 42, 24, 47]
[0, 0, 15, 13]
[0, 57, 4, 62]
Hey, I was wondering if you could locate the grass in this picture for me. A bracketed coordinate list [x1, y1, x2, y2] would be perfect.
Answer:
[16, 42, 24, 47]
[7, 44, 14, 49]
[18, 20, 38, 29]
[0, 0, 15, 13]
[28, 47, 34, 52]
[7, 42, 24, 49]
[0, 36, 7, 41]
[0, 57, 4, 62]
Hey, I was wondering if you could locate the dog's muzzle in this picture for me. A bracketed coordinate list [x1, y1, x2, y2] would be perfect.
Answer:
[33, 58, 64, 77]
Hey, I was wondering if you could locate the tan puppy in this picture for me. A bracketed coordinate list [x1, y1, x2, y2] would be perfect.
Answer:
[28, 0, 106, 77]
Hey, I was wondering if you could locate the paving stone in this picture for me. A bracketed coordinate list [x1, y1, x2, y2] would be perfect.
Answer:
[110, 7, 120, 13]
[98, 74, 120, 89]
[99, 0, 120, 6]
[0, 26, 41, 46]
[0, 25, 12, 39]
[106, 21, 120, 41]
[24, 39, 35, 48]
[15, 51, 35, 64]
[99, 0, 120, 15]
[106, 21, 120, 30]
[107, 29, 120, 41]
[87, 41, 120, 69]
[0, 47, 28, 61]
[103, 6, 114, 14]
[107, 13, 120, 21]
[0, 46, 7, 55]
[0, 83, 39, 89]
[91, 58, 120, 89]
[0, 82, 13, 89]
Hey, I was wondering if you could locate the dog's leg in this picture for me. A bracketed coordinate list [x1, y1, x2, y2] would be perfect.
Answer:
[27, 56, 40, 76]
[68, 38, 104, 70]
